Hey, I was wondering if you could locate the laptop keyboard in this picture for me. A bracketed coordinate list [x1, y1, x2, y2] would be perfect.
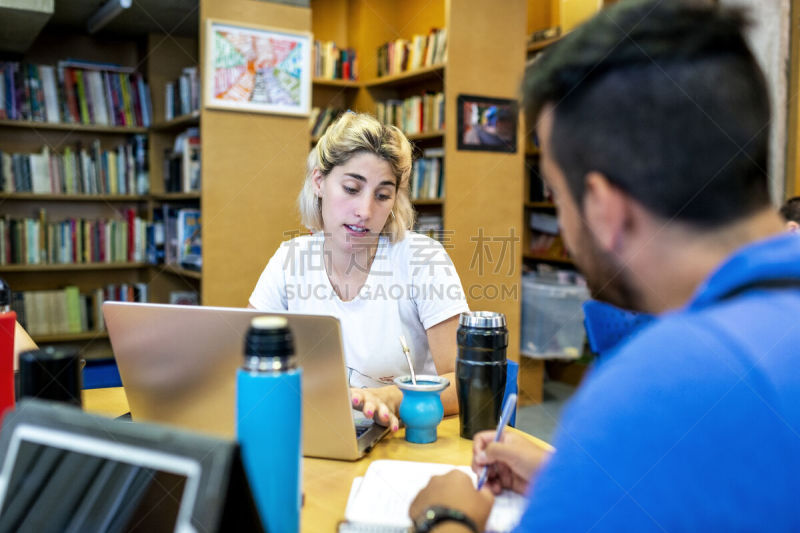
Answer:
[355, 425, 371, 438]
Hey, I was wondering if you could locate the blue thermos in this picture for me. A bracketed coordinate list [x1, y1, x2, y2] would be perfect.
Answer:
[237, 316, 302, 532]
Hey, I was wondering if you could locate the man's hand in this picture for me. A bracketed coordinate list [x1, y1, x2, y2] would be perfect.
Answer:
[351, 386, 402, 432]
[410, 471, 494, 532]
[472, 430, 553, 495]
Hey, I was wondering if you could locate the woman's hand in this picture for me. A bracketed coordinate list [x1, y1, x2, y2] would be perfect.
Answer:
[351, 385, 402, 432]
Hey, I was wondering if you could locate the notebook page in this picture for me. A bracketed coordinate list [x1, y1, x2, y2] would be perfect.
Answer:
[343, 460, 526, 532]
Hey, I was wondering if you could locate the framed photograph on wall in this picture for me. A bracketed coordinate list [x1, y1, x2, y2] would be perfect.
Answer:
[456, 94, 518, 153]
[204, 19, 311, 116]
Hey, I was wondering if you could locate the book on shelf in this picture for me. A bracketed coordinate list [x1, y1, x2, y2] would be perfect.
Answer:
[0, 208, 148, 266]
[528, 165, 552, 203]
[162, 204, 179, 265]
[169, 291, 198, 305]
[163, 127, 201, 193]
[0, 60, 152, 127]
[314, 41, 358, 80]
[414, 214, 444, 242]
[11, 283, 147, 337]
[410, 148, 444, 200]
[375, 92, 444, 135]
[310, 107, 343, 138]
[176, 208, 201, 271]
[376, 28, 447, 78]
[529, 212, 559, 235]
[527, 211, 568, 260]
[0, 135, 149, 195]
[165, 66, 199, 120]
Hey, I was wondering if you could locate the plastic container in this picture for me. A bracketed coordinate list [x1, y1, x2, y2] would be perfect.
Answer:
[0, 278, 15, 419]
[520, 274, 589, 359]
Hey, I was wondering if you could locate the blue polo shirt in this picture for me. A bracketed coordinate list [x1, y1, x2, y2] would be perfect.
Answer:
[515, 233, 800, 532]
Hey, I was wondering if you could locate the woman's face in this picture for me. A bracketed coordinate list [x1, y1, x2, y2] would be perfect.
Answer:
[313, 152, 397, 253]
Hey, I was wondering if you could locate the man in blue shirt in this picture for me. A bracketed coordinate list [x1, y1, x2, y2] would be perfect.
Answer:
[409, 0, 800, 531]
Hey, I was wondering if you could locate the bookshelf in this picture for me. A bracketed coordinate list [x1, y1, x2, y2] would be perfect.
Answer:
[31, 331, 109, 344]
[362, 64, 446, 89]
[0, 263, 148, 273]
[151, 111, 201, 132]
[0, 29, 160, 358]
[0, 193, 149, 202]
[0, 119, 147, 134]
[313, 78, 360, 89]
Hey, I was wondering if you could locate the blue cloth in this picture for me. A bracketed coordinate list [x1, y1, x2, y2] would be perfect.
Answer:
[515, 233, 800, 532]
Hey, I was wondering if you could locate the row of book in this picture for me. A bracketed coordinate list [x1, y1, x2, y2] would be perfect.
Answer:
[314, 41, 358, 80]
[376, 28, 447, 78]
[165, 66, 199, 120]
[309, 107, 343, 139]
[410, 149, 444, 200]
[375, 92, 444, 136]
[0, 61, 153, 127]
[414, 215, 444, 242]
[163, 128, 201, 193]
[0, 135, 149, 196]
[12, 284, 147, 337]
[148, 206, 201, 270]
[0, 209, 148, 266]
[528, 165, 552, 203]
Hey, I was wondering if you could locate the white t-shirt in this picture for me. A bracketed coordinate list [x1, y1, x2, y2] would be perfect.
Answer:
[249, 232, 469, 388]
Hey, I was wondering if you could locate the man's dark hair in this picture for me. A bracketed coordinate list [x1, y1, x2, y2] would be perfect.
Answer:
[523, 0, 771, 227]
[780, 196, 800, 223]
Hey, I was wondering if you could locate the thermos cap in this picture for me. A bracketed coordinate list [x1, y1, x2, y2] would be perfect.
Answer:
[459, 311, 506, 329]
[251, 316, 288, 330]
[244, 315, 295, 362]
[18, 346, 83, 407]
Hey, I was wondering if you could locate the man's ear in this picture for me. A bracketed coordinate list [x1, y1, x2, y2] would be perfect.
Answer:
[582, 171, 630, 253]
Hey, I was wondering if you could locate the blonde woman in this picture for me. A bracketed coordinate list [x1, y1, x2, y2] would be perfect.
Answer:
[249, 112, 468, 432]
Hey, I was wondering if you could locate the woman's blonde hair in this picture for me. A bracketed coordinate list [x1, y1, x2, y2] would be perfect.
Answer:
[298, 112, 415, 242]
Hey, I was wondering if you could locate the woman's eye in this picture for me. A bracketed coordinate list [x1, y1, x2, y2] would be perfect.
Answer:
[377, 193, 392, 201]
[343, 186, 358, 194]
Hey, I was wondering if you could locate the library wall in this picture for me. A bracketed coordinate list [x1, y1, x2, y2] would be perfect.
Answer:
[446, 0, 526, 361]
[199, 0, 311, 307]
[719, 0, 789, 202]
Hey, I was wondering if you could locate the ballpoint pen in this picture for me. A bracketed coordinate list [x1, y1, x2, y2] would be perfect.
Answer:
[476, 392, 517, 490]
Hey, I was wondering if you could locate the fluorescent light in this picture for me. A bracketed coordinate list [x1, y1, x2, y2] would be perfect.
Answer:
[87, 0, 132, 34]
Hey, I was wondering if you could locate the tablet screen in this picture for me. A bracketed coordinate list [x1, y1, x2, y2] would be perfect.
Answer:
[0, 424, 201, 533]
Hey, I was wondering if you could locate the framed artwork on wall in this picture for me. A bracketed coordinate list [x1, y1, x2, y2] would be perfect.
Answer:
[204, 19, 311, 116]
[457, 94, 518, 153]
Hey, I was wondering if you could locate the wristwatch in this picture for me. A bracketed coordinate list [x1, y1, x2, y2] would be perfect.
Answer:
[412, 505, 480, 533]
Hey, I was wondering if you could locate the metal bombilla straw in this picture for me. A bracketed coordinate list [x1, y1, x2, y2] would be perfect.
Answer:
[398, 335, 417, 385]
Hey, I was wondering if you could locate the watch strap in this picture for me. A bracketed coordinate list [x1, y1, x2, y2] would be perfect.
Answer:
[413, 505, 480, 533]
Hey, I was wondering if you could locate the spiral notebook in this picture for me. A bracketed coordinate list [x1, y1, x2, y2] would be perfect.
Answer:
[338, 460, 527, 533]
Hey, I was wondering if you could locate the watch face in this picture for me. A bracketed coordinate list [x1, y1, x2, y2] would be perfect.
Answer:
[413, 505, 478, 533]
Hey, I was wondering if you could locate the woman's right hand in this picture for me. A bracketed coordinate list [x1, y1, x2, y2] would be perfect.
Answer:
[471, 430, 553, 495]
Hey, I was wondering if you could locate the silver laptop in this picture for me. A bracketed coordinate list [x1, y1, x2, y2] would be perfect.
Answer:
[103, 301, 389, 461]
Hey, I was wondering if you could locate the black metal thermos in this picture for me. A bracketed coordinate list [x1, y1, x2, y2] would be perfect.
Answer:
[18, 346, 83, 407]
[456, 311, 508, 439]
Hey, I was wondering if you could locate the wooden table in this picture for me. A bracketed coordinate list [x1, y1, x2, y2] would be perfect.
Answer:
[83, 388, 551, 532]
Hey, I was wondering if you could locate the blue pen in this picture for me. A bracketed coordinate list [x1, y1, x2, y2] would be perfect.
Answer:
[476, 393, 517, 490]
